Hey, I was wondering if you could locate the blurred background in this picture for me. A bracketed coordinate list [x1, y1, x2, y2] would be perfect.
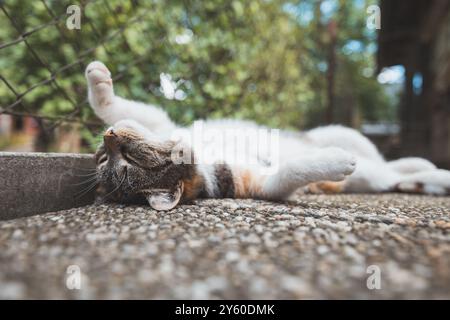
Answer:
[0, 0, 449, 167]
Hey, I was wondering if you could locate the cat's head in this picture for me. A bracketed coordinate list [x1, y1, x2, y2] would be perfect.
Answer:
[94, 126, 194, 210]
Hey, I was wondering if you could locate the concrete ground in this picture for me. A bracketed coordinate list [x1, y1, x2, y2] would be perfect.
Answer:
[0, 193, 449, 299]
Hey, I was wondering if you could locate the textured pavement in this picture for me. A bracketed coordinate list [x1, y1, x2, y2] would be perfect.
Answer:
[0, 194, 449, 299]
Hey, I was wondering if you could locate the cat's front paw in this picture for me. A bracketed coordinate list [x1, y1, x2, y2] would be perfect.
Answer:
[85, 61, 112, 86]
[322, 147, 357, 181]
[86, 61, 114, 107]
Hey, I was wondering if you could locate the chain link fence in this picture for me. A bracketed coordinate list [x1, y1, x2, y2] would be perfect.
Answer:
[0, 0, 173, 150]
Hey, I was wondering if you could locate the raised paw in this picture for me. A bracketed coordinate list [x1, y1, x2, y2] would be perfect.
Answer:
[85, 61, 112, 85]
[86, 61, 114, 107]
[321, 147, 357, 181]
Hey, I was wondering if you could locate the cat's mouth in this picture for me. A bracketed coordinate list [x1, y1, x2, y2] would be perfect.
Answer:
[113, 165, 127, 185]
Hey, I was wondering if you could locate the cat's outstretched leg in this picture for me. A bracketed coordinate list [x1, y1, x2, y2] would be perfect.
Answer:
[387, 158, 450, 195]
[343, 157, 450, 196]
[85, 61, 176, 136]
[393, 169, 450, 195]
[260, 147, 356, 200]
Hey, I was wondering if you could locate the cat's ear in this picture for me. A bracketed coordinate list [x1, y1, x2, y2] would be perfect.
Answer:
[146, 181, 184, 211]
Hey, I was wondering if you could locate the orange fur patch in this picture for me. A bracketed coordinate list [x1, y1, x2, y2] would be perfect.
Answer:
[233, 169, 263, 198]
[307, 181, 345, 194]
[182, 174, 204, 200]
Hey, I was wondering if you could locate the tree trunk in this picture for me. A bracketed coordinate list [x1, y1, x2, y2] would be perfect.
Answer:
[326, 20, 337, 124]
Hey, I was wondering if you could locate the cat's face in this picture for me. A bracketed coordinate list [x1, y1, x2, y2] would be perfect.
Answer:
[95, 127, 192, 210]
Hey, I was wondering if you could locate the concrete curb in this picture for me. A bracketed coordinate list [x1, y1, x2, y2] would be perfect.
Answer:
[0, 152, 96, 220]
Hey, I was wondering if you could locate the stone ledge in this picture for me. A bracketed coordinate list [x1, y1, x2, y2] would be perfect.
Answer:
[0, 152, 96, 220]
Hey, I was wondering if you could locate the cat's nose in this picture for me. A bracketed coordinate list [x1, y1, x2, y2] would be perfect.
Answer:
[104, 128, 119, 153]
[105, 127, 116, 137]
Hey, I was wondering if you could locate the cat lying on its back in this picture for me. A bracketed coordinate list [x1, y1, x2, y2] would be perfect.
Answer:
[86, 61, 450, 210]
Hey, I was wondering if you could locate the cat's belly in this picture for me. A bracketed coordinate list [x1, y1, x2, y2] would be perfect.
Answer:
[169, 119, 317, 170]
[169, 120, 278, 168]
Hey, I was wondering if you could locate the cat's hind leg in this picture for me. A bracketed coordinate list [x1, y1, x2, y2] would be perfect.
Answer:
[387, 157, 436, 174]
[305, 125, 384, 162]
[393, 169, 450, 196]
[259, 147, 356, 200]
[344, 157, 450, 196]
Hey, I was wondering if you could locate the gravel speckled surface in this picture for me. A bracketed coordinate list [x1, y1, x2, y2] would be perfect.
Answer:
[0, 194, 449, 299]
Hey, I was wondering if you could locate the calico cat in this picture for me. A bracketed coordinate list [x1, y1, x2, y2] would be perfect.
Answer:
[86, 61, 450, 210]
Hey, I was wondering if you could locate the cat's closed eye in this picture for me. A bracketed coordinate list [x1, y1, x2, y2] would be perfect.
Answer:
[98, 153, 108, 164]
[120, 147, 140, 166]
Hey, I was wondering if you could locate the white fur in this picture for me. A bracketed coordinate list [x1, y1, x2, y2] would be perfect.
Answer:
[86, 62, 176, 139]
[86, 61, 450, 199]
[262, 147, 356, 199]
[388, 157, 436, 174]
[196, 164, 219, 197]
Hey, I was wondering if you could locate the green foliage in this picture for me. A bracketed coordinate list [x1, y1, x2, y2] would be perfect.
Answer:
[0, 0, 396, 151]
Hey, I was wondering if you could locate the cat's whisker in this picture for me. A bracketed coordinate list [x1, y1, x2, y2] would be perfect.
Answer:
[127, 173, 132, 188]
[72, 167, 97, 172]
[104, 172, 127, 199]
[74, 181, 98, 199]
[72, 171, 98, 177]
[70, 176, 98, 186]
